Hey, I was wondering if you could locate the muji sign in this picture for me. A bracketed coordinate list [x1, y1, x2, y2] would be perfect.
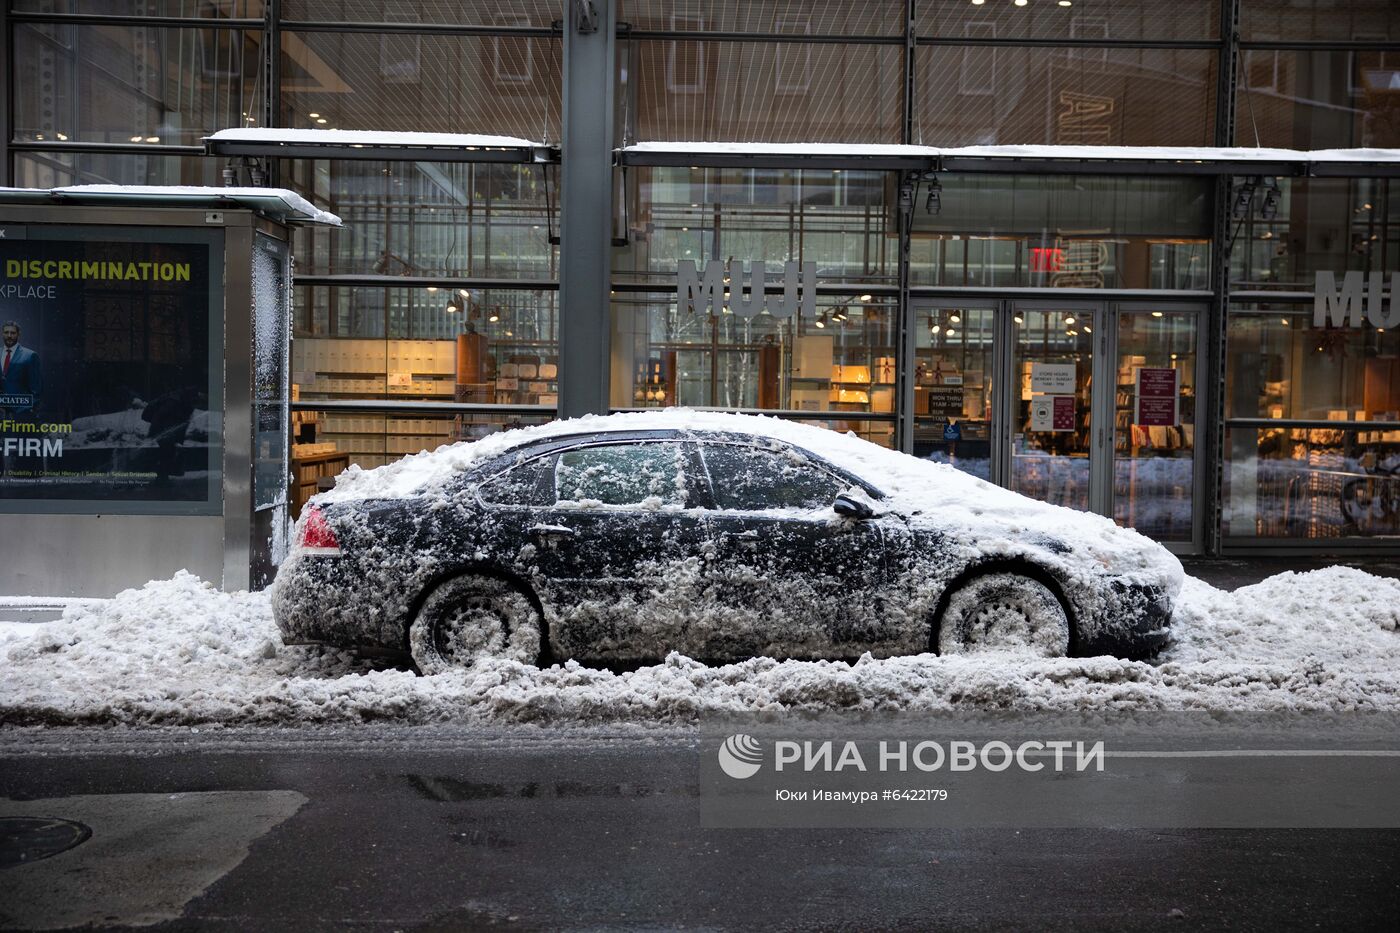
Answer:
[1313, 271, 1400, 328]
[677, 259, 817, 318]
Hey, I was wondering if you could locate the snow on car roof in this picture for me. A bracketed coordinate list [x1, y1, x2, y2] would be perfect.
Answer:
[316, 409, 1174, 585]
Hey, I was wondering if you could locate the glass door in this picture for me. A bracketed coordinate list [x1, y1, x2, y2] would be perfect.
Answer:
[1112, 306, 1204, 548]
[911, 304, 997, 481]
[1007, 304, 1102, 512]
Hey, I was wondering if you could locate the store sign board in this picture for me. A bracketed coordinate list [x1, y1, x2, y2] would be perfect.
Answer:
[678, 259, 818, 319]
[1030, 395, 1075, 432]
[1030, 362, 1076, 394]
[1313, 271, 1400, 328]
[0, 229, 221, 514]
[1134, 367, 1180, 427]
[926, 385, 963, 421]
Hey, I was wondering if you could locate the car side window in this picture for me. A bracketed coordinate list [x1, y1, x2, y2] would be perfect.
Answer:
[554, 442, 689, 508]
[477, 457, 553, 507]
[700, 443, 845, 512]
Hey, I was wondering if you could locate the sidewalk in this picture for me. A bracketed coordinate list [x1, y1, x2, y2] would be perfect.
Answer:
[1180, 555, 1400, 591]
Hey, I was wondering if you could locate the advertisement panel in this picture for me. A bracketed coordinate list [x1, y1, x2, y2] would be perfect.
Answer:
[0, 225, 223, 514]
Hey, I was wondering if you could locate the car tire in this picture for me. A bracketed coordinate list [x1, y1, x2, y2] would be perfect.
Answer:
[409, 574, 544, 674]
[936, 572, 1070, 657]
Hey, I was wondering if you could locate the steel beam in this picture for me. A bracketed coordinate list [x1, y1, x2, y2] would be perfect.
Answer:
[557, 0, 615, 419]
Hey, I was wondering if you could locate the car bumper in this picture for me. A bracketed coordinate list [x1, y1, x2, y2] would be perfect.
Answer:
[1076, 581, 1174, 660]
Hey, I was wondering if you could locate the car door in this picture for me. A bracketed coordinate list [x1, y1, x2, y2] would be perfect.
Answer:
[693, 440, 903, 659]
[518, 439, 712, 664]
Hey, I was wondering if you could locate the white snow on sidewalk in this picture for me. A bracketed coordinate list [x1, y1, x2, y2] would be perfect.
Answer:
[2, 568, 1398, 727]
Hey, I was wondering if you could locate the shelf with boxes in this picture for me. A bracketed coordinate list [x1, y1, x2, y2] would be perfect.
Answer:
[292, 337, 457, 399]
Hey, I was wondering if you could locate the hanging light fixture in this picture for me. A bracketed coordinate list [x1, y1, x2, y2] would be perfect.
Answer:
[488, 306, 501, 323]
[446, 295, 463, 314]
[814, 313, 827, 329]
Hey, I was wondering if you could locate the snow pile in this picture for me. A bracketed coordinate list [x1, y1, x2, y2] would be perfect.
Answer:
[2, 568, 1398, 727]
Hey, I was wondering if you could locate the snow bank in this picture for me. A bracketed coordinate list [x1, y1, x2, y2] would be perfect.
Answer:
[2, 568, 1397, 727]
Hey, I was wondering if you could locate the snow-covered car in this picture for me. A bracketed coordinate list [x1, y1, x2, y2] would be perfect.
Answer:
[271, 411, 1181, 672]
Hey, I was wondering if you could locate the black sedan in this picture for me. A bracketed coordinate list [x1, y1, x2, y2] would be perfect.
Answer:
[271, 415, 1180, 672]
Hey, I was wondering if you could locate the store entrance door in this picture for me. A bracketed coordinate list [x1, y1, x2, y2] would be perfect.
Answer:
[909, 299, 1206, 553]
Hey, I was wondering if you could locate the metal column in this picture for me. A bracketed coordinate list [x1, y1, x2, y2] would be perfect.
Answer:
[1, 3, 10, 187]
[557, 0, 616, 418]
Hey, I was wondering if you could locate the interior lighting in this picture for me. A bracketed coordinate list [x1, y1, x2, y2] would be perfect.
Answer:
[859, 293, 873, 302]
[1064, 315, 1075, 325]
[488, 307, 501, 323]
[1013, 315, 1024, 324]
[1151, 311, 1164, 317]
[931, 324, 942, 335]
[949, 313, 961, 323]
[1058, 0, 1072, 6]
[1281, 318, 1290, 326]
[814, 314, 827, 329]
[316, 118, 328, 124]
[309, 113, 320, 118]
[1015, 0, 1028, 5]
[145, 136, 160, 143]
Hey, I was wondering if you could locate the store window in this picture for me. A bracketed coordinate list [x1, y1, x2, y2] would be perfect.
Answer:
[918, 0, 1220, 41]
[623, 40, 904, 144]
[12, 22, 263, 146]
[1239, 0, 1400, 42]
[279, 31, 561, 140]
[910, 175, 1212, 290]
[282, 0, 558, 25]
[11, 2, 260, 14]
[1229, 177, 1400, 290]
[1237, 49, 1400, 149]
[618, 1, 904, 36]
[280, 160, 556, 280]
[14, 152, 223, 188]
[916, 46, 1217, 147]
[1224, 306, 1400, 540]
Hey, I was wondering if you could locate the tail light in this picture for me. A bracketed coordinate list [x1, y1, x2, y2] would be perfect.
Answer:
[299, 505, 342, 555]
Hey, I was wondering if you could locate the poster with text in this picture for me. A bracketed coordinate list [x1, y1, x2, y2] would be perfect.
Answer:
[0, 226, 221, 513]
[1134, 367, 1180, 427]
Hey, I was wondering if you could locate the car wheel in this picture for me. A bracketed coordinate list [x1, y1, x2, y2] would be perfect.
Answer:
[936, 572, 1070, 657]
[409, 574, 544, 674]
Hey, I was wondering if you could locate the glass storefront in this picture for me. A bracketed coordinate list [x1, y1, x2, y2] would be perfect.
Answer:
[6, 0, 1397, 552]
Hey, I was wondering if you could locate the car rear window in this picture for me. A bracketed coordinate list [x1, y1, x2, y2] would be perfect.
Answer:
[700, 443, 845, 512]
[554, 443, 689, 507]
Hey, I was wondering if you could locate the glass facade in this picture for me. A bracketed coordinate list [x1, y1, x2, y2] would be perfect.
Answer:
[6, 0, 1398, 551]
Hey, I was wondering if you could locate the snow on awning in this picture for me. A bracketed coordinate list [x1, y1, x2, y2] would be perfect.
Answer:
[0, 185, 342, 225]
[205, 128, 558, 163]
[616, 142, 1400, 176]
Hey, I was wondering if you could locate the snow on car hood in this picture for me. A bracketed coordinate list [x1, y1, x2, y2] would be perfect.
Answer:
[316, 410, 1180, 590]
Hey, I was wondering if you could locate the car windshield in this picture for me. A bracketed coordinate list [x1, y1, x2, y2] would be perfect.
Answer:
[700, 443, 846, 512]
[554, 442, 689, 507]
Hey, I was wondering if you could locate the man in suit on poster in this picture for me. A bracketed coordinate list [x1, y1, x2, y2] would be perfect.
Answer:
[0, 321, 42, 416]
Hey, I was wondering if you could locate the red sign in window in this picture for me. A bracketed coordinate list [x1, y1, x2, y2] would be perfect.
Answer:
[1030, 247, 1065, 273]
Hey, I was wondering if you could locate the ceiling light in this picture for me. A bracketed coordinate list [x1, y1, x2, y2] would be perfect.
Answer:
[446, 295, 463, 313]
[130, 135, 143, 142]
[488, 307, 501, 323]
[459, 288, 471, 297]
[931, 324, 941, 335]
[145, 136, 160, 143]
[1083, 325, 1092, 333]
[1151, 311, 1164, 317]
[309, 113, 320, 118]
[316, 118, 328, 124]
[1015, 0, 1028, 5]
[814, 314, 827, 329]
[1064, 315, 1075, 325]
[859, 293, 873, 302]
[1067, 329, 1078, 336]
[1281, 318, 1290, 326]
[1058, 0, 1071, 5]
[1013, 315, 1024, 324]
[949, 314, 961, 324]
[946, 329, 958, 339]
[972, 0, 985, 5]
[426, 286, 438, 293]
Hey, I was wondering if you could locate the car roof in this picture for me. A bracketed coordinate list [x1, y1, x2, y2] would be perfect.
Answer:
[468, 427, 885, 498]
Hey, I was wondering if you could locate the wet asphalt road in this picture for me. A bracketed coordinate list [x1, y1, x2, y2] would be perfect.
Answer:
[1, 728, 1397, 932]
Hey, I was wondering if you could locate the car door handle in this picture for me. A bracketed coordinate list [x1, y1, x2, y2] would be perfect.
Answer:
[530, 524, 576, 541]
[724, 529, 762, 546]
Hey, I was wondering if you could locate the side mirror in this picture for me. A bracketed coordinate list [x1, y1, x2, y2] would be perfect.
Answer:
[832, 492, 875, 521]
